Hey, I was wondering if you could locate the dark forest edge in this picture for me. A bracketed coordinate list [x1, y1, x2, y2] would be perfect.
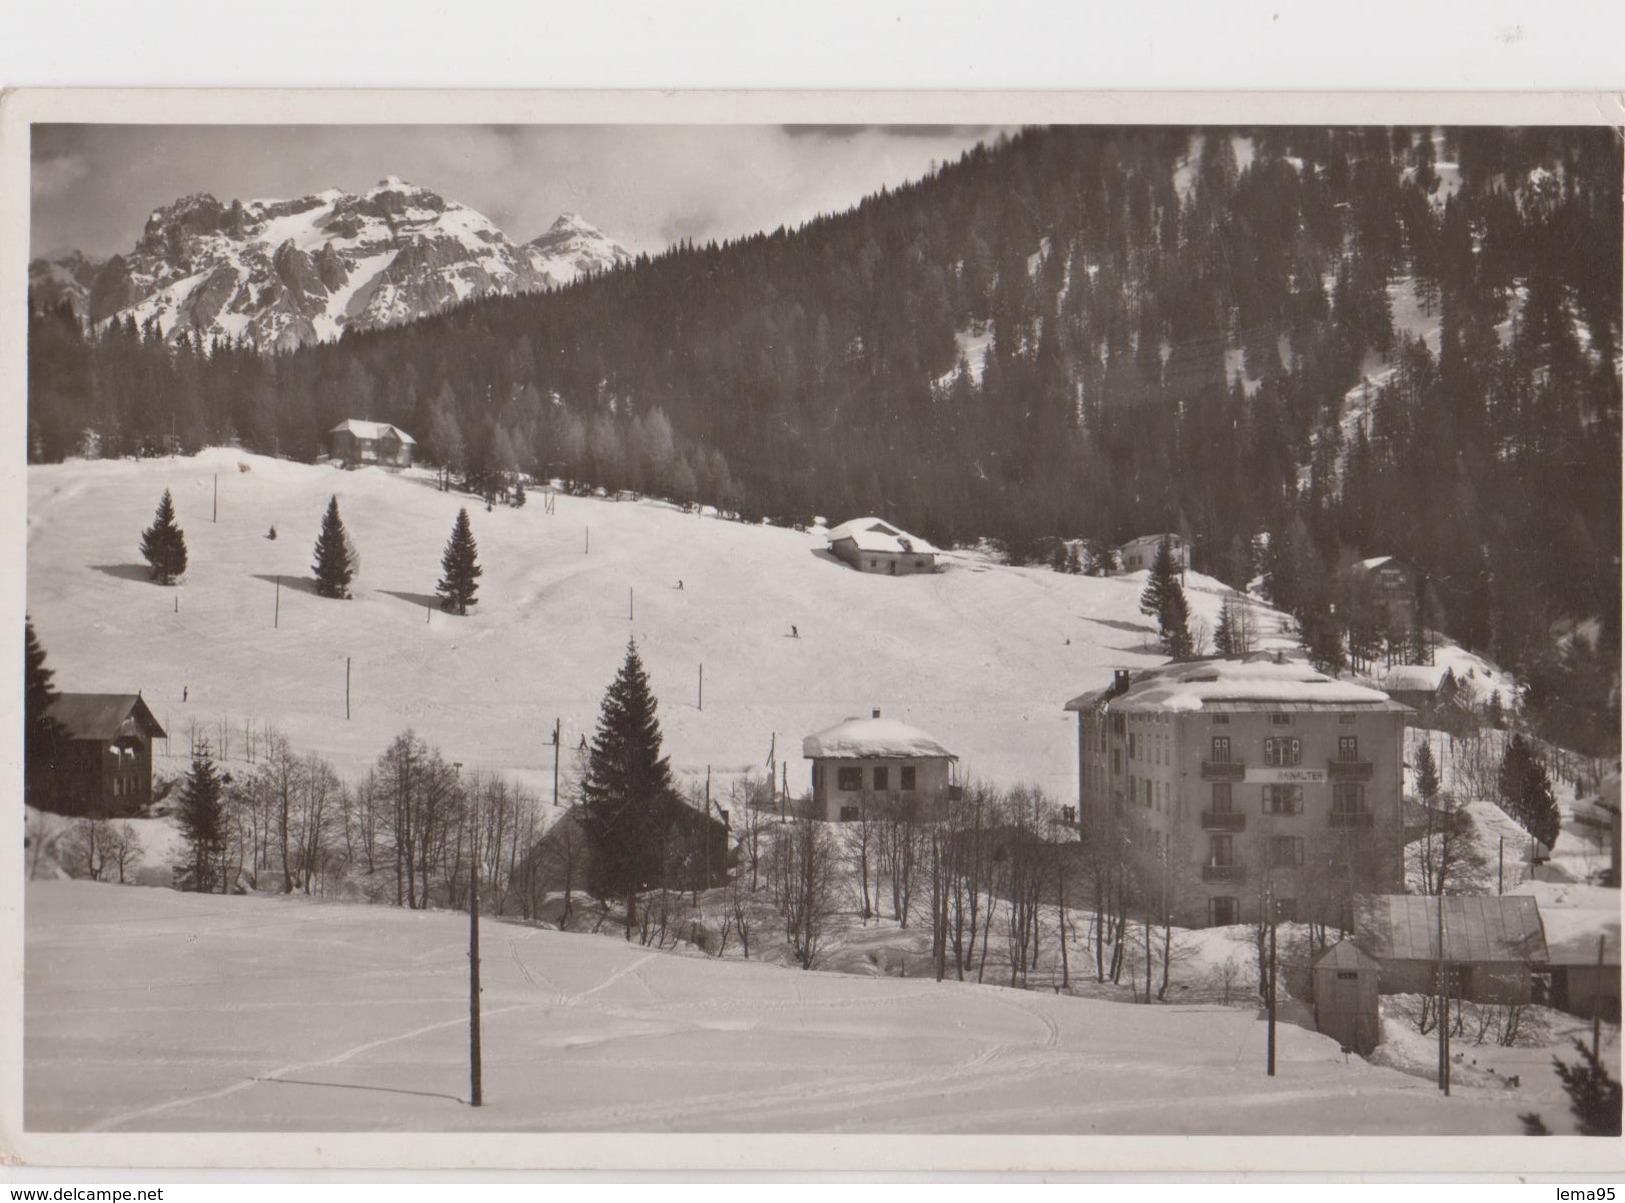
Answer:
[27, 125, 1622, 755]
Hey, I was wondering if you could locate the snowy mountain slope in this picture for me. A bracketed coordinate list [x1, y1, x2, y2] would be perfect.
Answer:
[525, 211, 635, 287]
[25, 249, 102, 322]
[23, 879, 1543, 1138]
[35, 180, 630, 351]
[24, 450, 1292, 803]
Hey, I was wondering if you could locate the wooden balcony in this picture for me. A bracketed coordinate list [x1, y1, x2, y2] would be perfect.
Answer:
[1200, 760, 1246, 782]
[1201, 863, 1246, 884]
[1328, 759, 1374, 782]
[1201, 810, 1246, 832]
[1329, 810, 1375, 829]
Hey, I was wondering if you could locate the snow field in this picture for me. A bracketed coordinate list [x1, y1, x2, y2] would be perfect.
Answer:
[24, 881, 1536, 1135]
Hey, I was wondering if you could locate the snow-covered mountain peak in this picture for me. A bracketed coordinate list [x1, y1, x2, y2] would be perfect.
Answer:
[35, 182, 632, 351]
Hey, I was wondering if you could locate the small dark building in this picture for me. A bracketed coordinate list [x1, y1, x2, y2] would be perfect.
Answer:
[35, 693, 167, 818]
[1311, 940, 1382, 1056]
[1354, 893, 1550, 1005]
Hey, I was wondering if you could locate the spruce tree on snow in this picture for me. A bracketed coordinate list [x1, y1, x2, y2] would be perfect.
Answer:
[1414, 737, 1441, 805]
[25, 617, 66, 803]
[312, 495, 356, 599]
[1553, 1038, 1624, 1136]
[436, 507, 482, 615]
[580, 639, 678, 931]
[1141, 536, 1193, 659]
[139, 488, 188, 584]
[1498, 734, 1561, 851]
[176, 745, 228, 893]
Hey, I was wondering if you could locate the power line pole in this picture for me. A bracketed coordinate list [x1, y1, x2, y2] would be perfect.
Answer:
[552, 718, 561, 808]
[1266, 883, 1278, 1077]
[1437, 893, 1450, 1096]
[462, 763, 482, 1107]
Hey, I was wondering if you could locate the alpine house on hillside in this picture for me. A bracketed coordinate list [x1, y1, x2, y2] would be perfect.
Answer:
[1116, 533, 1190, 575]
[35, 693, 168, 818]
[803, 710, 957, 821]
[1064, 655, 1409, 928]
[327, 420, 416, 468]
[825, 517, 939, 576]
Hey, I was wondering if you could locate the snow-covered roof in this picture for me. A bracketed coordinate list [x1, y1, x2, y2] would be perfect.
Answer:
[1353, 555, 1396, 573]
[1313, 940, 1380, 972]
[329, 419, 417, 444]
[1381, 664, 1449, 693]
[1120, 532, 1182, 551]
[826, 517, 938, 556]
[802, 716, 956, 761]
[1064, 657, 1407, 715]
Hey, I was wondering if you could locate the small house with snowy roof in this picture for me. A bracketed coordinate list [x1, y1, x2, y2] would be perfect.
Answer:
[328, 419, 416, 468]
[35, 693, 168, 818]
[1348, 555, 1416, 631]
[826, 517, 939, 576]
[803, 709, 957, 821]
[1116, 533, 1189, 575]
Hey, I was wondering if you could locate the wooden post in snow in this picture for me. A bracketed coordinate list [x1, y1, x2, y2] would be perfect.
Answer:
[463, 763, 482, 1107]
[346, 657, 351, 721]
[552, 718, 561, 808]
[274, 576, 281, 629]
[698, 663, 704, 711]
[213, 474, 218, 523]
[1596, 935, 1607, 1065]
[629, 587, 634, 621]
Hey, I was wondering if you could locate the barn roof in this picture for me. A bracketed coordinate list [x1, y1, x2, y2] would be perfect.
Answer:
[826, 517, 938, 556]
[329, 419, 417, 445]
[46, 693, 167, 741]
[1382, 664, 1449, 693]
[1354, 894, 1549, 965]
[802, 716, 956, 761]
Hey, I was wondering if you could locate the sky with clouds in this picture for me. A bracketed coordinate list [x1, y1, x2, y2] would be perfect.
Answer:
[31, 124, 1007, 260]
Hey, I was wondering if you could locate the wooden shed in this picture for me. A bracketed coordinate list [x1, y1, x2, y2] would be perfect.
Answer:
[35, 693, 167, 818]
[1311, 940, 1382, 1056]
[1354, 893, 1550, 1005]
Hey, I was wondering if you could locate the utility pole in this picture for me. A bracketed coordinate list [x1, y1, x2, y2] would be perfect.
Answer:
[552, 718, 561, 808]
[1266, 883, 1278, 1077]
[629, 587, 634, 621]
[213, 473, 218, 523]
[345, 657, 351, 720]
[1498, 836, 1504, 895]
[274, 575, 281, 629]
[1596, 935, 1607, 1065]
[1437, 893, 1450, 1096]
[698, 663, 704, 711]
[461, 762, 481, 1107]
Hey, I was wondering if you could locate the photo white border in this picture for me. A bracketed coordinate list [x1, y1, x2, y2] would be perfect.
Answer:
[2, 86, 1623, 1176]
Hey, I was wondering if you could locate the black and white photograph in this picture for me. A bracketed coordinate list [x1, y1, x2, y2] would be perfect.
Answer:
[3, 83, 1622, 1176]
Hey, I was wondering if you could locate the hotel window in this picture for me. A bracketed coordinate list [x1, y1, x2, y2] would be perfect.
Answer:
[1112, 750, 1123, 774]
[1209, 835, 1235, 866]
[1209, 896, 1240, 926]
[1332, 783, 1366, 814]
[1339, 713, 1358, 725]
[837, 767, 862, 791]
[1210, 736, 1232, 763]
[1211, 783, 1234, 813]
[1264, 737, 1301, 767]
[873, 766, 889, 792]
[1263, 785, 1303, 815]
[1338, 735, 1359, 762]
[1271, 713, 1292, 726]
[1268, 836, 1305, 867]
[901, 766, 916, 791]
[1127, 733, 1137, 759]
[1212, 713, 1230, 725]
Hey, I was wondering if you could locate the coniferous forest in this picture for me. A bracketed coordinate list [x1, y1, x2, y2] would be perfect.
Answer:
[26, 125, 1622, 752]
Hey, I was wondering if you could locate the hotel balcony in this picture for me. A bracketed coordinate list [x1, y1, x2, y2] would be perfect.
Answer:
[1201, 863, 1246, 884]
[1200, 760, 1246, 782]
[1201, 810, 1246, 832]
[1328, 759, 1375, 782]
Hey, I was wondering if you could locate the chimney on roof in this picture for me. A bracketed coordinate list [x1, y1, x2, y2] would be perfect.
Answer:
[1110, 669, 1131, 698]
[872, 708, 882, 719]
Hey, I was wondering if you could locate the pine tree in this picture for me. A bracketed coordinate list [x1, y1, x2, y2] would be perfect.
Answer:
[580, 639, 678, 930]
[1414, 738, 1441, 804]
[312, 495, 356, 599]
[1553, 1038, 1623, 1136]
[139, 488, 188, 584]
[1141, 536, 1194, 660]
[25, 616, 66, 804]
[1498, 734, 1562, 851]
[1214, 596, 1237, 658]
[176, 745, 228, 893]
[436, 507, 482, 615]
[1139, 536, 1174, 621]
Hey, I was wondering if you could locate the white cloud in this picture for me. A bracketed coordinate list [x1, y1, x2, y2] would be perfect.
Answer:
[31, 153, 88, 201]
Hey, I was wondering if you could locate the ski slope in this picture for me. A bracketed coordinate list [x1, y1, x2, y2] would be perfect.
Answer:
[25, 450, 1284, 801]
[23, 881, 1538, 1136]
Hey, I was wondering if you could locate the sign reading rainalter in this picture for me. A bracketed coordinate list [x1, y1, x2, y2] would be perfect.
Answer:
[1245, 767, 1328, 785]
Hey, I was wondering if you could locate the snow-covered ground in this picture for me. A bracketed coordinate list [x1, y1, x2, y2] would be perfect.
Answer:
[25, 450, 1281, 802]
[23, 880, 1541, 1135]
